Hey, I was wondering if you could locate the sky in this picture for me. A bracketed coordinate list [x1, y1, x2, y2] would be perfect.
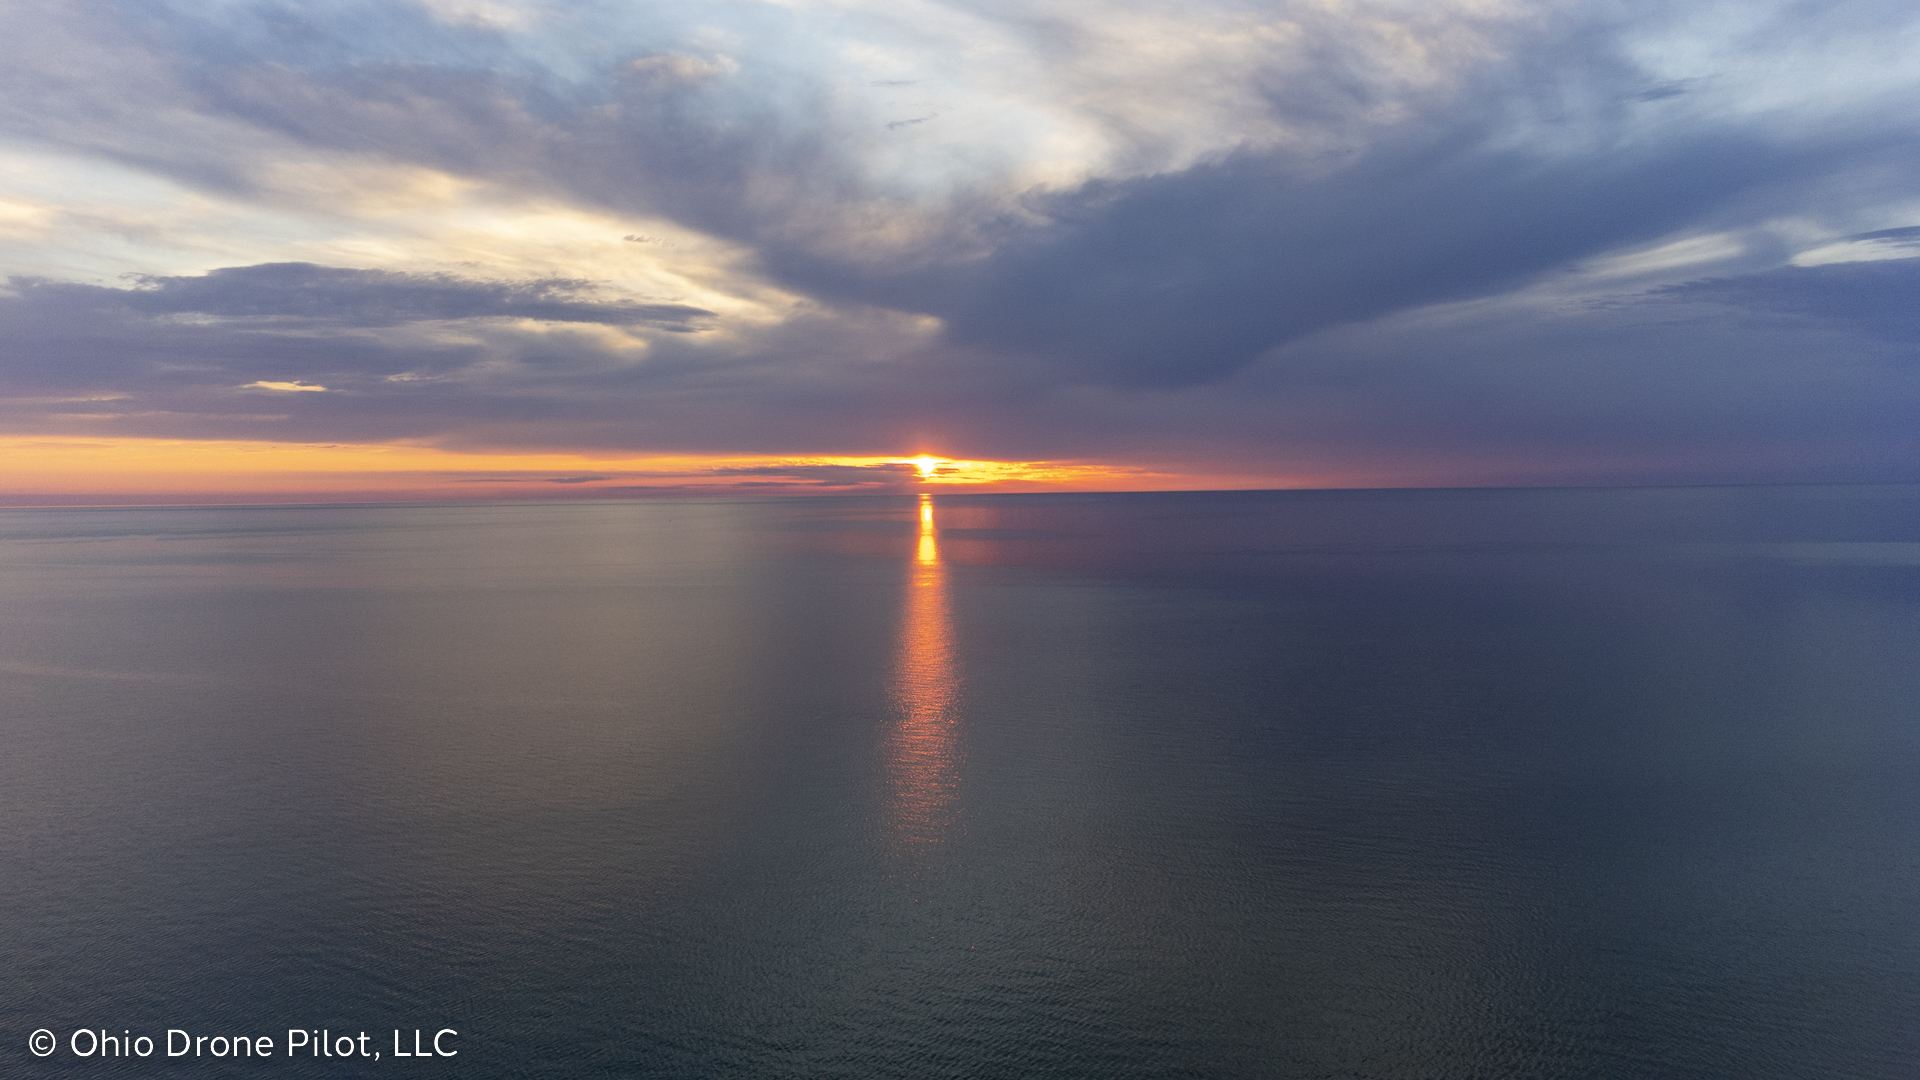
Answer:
[2, 0, 1918, 502]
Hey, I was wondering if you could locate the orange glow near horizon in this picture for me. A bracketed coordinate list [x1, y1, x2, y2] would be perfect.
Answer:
[0, 435, 1338, 505]
[884, 493, 960, 849]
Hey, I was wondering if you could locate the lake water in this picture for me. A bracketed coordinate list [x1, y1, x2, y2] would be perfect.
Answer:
[3, 486, 1918, 1078]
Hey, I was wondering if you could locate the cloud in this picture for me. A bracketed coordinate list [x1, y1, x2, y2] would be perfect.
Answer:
[626, 53, 738, 86]
[243, 380, 329, 392]
[739, 1, 1920, 389]
[712, 462, 918, 486]
[0, 0, 1917, 486]
[917, 129, 1811, 387]
[1791, 226, 1920, 267]
[1651, 259, 1920, 344]
[12, 263, 712, 330]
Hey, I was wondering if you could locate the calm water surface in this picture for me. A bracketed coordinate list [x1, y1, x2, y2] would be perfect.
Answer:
[2, 486, 1918, 1078]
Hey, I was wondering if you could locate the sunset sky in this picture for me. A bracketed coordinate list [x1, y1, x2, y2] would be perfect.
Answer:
[2, 0, 1918, 502]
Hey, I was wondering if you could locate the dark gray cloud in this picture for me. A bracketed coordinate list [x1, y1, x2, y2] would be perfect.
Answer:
[713, 463, 918, 486]
[10, 263, 711, 329]
[1191, 256, 1920, 483]
[1654, 261, 1920, 344]
[920, 131, 1814, 386]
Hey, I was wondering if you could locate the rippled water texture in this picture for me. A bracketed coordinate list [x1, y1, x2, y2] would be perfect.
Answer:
[3, 486, 1919, 1078]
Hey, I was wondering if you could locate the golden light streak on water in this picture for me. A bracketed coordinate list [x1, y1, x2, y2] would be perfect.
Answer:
[916, 496, 939, 565]
[885, 494, 960, 848]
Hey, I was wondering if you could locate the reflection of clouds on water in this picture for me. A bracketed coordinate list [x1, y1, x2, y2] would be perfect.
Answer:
[884, 494, 960, 848]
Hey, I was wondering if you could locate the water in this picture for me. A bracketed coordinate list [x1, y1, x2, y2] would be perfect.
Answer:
[2, 486, 1918, 1078]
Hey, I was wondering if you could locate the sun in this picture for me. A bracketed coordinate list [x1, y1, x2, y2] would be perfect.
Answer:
[911, 456, 941, 478]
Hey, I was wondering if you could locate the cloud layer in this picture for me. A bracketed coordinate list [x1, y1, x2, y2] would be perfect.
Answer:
[2, 0, 1917, 487]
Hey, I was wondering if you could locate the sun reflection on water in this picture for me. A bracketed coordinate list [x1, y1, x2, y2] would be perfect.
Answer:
[884, 493, 960, 848]
[916, 494, 939, 565]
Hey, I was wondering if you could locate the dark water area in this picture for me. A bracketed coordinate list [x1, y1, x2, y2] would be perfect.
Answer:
[2, 485, 1918, 1078]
